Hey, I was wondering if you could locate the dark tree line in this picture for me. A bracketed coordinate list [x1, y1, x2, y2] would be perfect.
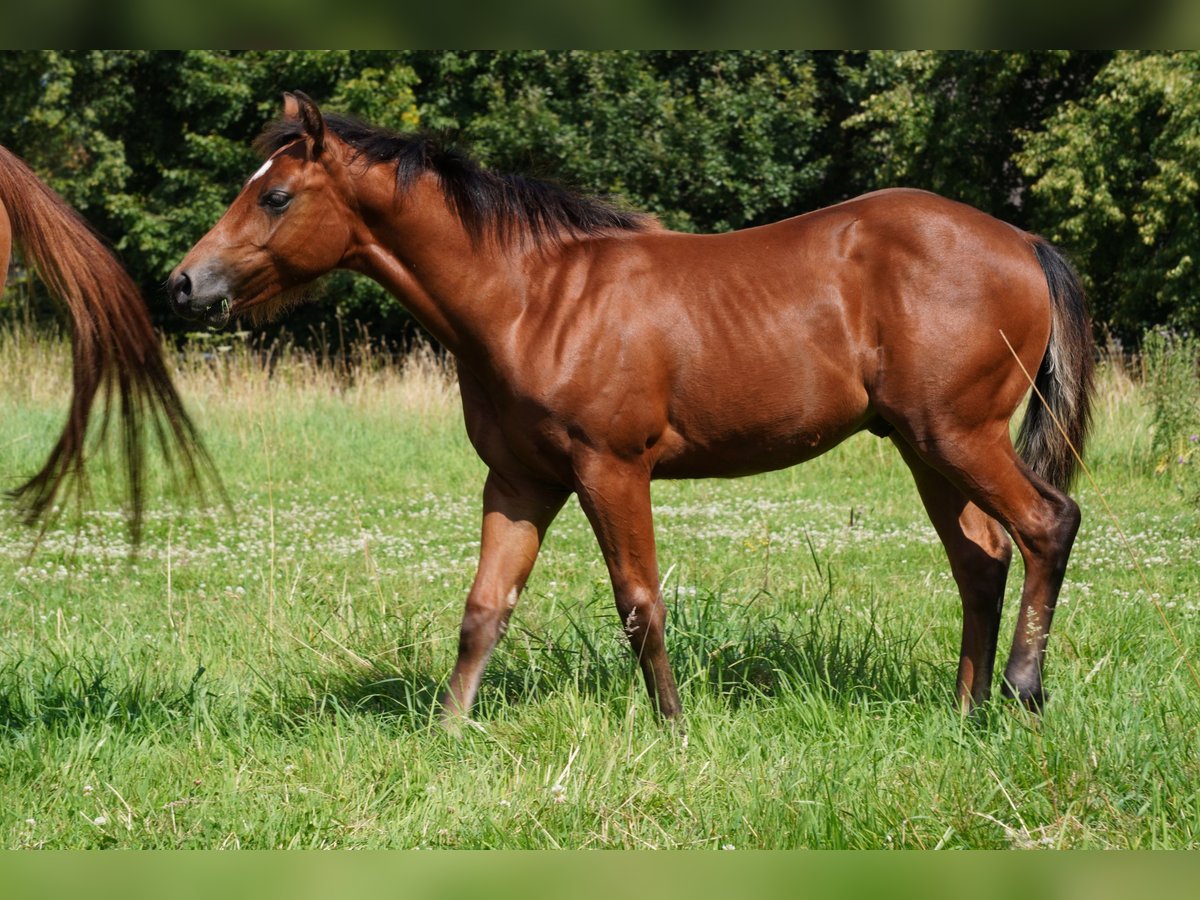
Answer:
[2, 51, 1195, 344]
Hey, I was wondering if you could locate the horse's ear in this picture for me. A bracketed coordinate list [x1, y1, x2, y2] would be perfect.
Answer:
[282, 91, 325, 159]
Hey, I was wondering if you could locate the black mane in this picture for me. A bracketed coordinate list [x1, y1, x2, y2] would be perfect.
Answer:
[255, 113, 653, 248]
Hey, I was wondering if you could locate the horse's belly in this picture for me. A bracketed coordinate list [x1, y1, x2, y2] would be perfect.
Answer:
[651, 410, 868, 479]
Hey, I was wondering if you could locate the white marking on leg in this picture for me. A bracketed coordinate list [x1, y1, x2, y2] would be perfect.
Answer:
[624, 607, 639, 636]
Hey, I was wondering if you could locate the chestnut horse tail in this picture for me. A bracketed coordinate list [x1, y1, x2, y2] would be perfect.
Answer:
[0, 144, 215, 541]
[1015, 236, 1095, 492]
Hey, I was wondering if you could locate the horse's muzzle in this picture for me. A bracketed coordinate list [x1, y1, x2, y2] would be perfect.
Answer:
[168, 269, 231, 327]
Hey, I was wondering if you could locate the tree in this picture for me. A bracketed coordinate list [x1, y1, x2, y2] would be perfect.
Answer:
[1019, 51, 1200, 340]
[407, 51, 829, 233]
[0, 51, 420, 331]
[837, 51, 1109, 222]
[5, 50, 1198, 344]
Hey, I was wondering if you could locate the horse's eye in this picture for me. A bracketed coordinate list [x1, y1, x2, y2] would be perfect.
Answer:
[261, 190, 291, 212]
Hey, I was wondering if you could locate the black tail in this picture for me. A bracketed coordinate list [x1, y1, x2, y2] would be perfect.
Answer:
[1015, 237, 1095, 492]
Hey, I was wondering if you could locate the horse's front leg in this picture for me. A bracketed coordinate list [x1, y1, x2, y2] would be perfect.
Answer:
[573, 453, 682, 720]
[441, 469, 567, 726]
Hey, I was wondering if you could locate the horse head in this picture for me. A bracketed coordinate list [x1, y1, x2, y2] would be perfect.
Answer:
[169, 92, 356, 327]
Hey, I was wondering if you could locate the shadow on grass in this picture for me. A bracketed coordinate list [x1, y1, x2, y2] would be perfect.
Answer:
[0, 656, 209, 736]
[297, 587, 948, 729]
[0, 590, 953, 739]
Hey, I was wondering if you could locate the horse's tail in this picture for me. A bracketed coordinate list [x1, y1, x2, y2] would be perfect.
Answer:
[1015, 236, 1095, 493]
[0, 144, 216, 542]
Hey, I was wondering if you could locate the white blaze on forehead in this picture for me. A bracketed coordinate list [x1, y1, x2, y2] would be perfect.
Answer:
[247, 159, 273, 184]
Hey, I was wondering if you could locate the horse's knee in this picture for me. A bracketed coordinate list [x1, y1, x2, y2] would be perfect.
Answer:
[1057, 494, 1082, 546]
[1043, 493, 1080, 575]
[615, 584, 665, 645]
[1013, 489, 1080, 571]
[457, 589, 518, 654]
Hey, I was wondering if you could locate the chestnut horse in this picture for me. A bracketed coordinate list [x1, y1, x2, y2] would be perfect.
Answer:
[0, 144, 211, 540]
[171, 93, 1093, 722]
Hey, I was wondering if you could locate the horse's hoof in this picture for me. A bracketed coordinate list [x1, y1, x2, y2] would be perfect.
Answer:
[1001, 679, 1047, 713]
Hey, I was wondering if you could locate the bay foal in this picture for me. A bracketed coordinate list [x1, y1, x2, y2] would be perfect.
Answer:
[171, 93, 1092, 722]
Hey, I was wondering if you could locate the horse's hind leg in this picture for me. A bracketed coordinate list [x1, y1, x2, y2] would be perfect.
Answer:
[893, 438, 1012, 711]
[899, 424, 1081, 711]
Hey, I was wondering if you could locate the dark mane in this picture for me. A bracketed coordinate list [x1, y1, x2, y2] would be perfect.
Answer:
[255, 114, 653, 248]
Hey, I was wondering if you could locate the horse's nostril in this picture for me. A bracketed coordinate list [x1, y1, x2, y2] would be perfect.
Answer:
[169, 271, 194, 315]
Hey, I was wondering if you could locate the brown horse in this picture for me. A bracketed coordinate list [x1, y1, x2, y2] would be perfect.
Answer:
[170, 92, 1093, 722]
[0, 144, 212, 540]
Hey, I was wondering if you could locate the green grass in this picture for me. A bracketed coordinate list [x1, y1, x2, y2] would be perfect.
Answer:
[0, 330, 1196, 849]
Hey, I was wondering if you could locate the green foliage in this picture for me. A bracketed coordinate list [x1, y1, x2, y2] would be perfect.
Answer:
[409, 51, 827, 233]
[0, 51, 419, 328]
[1019, 52, 1200, 340]
[1142, 328, 1200, 499]
[839, 51, 1108, 218]
[3, 50, 1200, 342]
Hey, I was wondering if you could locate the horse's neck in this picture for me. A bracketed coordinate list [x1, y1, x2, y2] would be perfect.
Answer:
[349, 177, 527, 365]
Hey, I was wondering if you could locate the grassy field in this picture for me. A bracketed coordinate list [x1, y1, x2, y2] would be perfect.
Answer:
[0, 327, 1196, 849]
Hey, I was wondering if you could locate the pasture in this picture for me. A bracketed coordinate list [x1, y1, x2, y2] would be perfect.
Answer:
[0, 328, 1196, 849]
